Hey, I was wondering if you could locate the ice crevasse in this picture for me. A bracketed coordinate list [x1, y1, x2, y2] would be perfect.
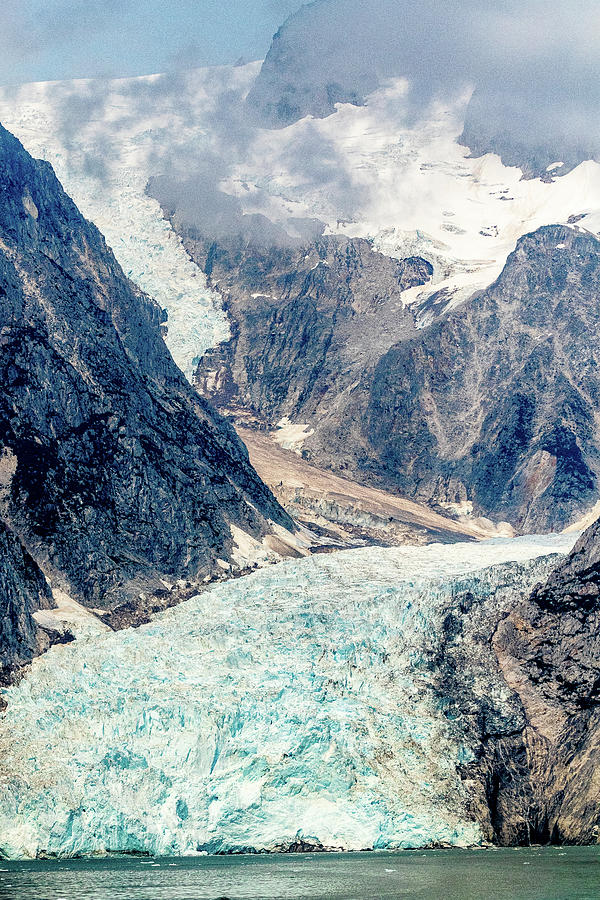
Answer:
[0, 534, 575, 859]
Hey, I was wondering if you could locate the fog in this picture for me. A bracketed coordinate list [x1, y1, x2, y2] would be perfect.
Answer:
[248, 0, 600, 171]
[5, 0, 598, 244]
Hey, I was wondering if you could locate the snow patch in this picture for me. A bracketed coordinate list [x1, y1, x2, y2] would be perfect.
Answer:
[34, 588, 110, 639]
[272, 417, 315, 452]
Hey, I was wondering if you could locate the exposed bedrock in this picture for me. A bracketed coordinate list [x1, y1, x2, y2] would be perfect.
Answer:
[0, 123, 292, 680]
[0, 521, 53, 689]
[185, 225, 600, 533]
[473, 516, 600, 844]
[369, 226, 600, 531]
[185, 232, 431, 421]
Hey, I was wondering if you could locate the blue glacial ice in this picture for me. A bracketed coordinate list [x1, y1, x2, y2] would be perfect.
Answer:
[0, 534, 576, 859]
[0, 72, 241, 380]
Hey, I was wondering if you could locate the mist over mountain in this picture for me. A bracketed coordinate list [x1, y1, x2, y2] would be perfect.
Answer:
[248, 0, 600, 173]
[0, 121, 296, 683]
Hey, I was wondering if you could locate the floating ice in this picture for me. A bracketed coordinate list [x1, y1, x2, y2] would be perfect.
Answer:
[0, 534, 576, 859]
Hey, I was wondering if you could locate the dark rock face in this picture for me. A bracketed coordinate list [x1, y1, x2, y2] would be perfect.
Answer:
[534, 518, 600, 614]
[0, 123, 291, 665]
[188, 232, 431, 426]
[189, 223, 600, 532]
[482, 518, 600, 844]
[0, 520, 52, 687]
[368, 226, 600, 530]
[417, 518, 600, 846]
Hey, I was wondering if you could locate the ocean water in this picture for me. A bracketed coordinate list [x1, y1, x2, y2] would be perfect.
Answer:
[0, 848, 598, 900]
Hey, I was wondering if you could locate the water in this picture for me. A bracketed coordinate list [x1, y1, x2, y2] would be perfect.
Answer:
[0, 849, 598, 900]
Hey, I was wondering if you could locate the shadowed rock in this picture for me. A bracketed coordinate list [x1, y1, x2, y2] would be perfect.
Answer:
[0, 123, 292, 680]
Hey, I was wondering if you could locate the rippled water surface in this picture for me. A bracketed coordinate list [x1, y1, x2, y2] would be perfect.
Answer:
[1, 848, 599, 900]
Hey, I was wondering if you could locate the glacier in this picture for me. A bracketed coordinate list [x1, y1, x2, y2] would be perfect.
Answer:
[1, 67, 599, 373]
[0, 70, 244, 380]
[0, 534, 576, 859]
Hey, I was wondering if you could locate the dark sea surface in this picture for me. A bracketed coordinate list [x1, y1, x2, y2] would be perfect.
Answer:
[0, 848, 599, 900]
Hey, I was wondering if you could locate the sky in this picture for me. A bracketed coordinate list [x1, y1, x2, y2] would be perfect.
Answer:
[0, 0, 303, 85]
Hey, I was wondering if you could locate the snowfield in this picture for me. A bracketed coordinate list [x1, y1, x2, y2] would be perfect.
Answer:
[1, 67, 599, 375]
[0, 534, 576, 858]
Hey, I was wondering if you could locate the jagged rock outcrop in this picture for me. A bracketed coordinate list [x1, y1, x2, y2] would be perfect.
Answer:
[0, 521, 52, 688]
[0, 123, 292, 677]
[245, 1, 380, 127]
[475, 517, 600, 844]
[190, 224, 600, 532]
[186, 234, 431, 426]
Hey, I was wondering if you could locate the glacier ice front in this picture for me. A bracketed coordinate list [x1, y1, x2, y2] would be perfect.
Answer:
[0, 535, 575, 859]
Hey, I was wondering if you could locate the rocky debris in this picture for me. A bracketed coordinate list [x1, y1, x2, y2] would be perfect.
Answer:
[0, 122, 292, 681]
[272, 837, 329, 853]
[237, 426, 501, 547]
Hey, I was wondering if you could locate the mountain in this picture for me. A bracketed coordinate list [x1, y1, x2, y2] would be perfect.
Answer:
[246, 0, 383, 127]
[180, 232, 432, 423]
[185, 224, 600, 532]
[1, 8, 600, 857]
[0, 123, 295, 683]
[366, 226, 600, 531]
[248, 0, 600, 176]
[0, 8, 597, 582]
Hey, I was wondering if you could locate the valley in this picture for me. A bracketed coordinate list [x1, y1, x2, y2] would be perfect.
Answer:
[1, 0, 600, 874]
[237, 427, 509, 546]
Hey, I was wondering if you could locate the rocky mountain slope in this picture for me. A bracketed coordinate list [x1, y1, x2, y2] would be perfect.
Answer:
[0, 123, 294, 683]
[367, 225, 600, 531]
[182, 233, 431, 423]
[190, 224, 600, 533]
[465, 516, 600, 844]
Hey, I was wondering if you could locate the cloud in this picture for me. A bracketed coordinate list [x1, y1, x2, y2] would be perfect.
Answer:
[247, 0, 600, 171]
[15, 0, 599, 252]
